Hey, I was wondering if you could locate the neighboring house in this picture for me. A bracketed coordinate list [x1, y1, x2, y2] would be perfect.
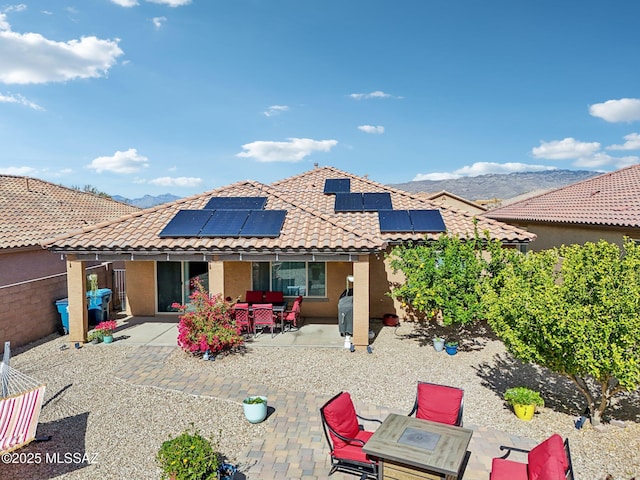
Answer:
[484, 164, 640, 251]
[415, 191, 487, 215]
[43, 166, 534, 349]
[0, 175, 139, 349]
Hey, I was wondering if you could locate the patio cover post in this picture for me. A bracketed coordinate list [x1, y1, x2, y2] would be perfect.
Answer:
[209, 259, 225, 298]
[352, 255, 370, 350]
[66, 255, 88, 343]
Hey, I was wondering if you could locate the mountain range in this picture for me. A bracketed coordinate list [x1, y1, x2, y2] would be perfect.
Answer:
[113, 169, 600, 208]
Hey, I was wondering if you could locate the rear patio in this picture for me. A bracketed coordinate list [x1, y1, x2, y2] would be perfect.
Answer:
[4, 319, 637, 479]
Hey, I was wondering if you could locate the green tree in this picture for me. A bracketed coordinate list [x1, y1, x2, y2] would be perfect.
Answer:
[70, 184, 112, 198]
[484, 239, 640, 425]
[388, 226, 503, 328]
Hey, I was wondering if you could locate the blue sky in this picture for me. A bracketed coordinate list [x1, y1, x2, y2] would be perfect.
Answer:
[2, 1, 640, 198]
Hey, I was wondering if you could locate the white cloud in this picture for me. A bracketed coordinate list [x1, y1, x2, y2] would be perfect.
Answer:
[148, 176, 203, 187]
[87, 148, 150, 174]
[531, 137, 601, 160]
[147, 0, 192, 6]
[110, 0, 139, 6]
[572, 152, 639, 169]
[236, 138, 338, 162]
[0, 15, 123, 84]
[589, 98, 640, 123]
[349, 90, 401, 100]
[263, 105, 289, 117]
[152, 16, 167, 28]
[412, 162, 556, 181]
[0, 165, 36, 175]
[357, 125, 384, 134]
[4, 5, 27, 13]
[0, 92, 43, 110]
[607, 132, 640, 151]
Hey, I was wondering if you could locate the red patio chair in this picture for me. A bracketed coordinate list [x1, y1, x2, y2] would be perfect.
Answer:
[283, 298, 301, 330]
[408, 381, 464, 426]
[490, 434, 574, 480]
[233, 303, 252, 335]
[252, 303, 277, 338]
[264, 291, 284, 303]
[320, 392, 381, 480]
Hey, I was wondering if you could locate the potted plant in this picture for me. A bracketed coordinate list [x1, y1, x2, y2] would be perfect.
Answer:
[444, 341, 458, 355]
[95, 320, 118, 344]
[242, 396, 268, 424]
[432, 337, 445, 352]
[504, 386, 544, 421]
[156, 425, 220, 480]
[87, 330, 103, 344]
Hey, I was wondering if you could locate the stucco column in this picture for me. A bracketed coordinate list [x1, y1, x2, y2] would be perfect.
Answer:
[66, 256, 88, 343]
[352, 255, 370, 350]
[209, 259, 225, 297]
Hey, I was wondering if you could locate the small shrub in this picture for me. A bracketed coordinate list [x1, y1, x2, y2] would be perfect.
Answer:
[243, 396, 266, 404]
[173, 277, 244, 355]
[504, 387, 544, 407]
[156, 425, 219, 480]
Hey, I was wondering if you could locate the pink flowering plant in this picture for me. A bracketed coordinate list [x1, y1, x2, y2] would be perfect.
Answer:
[95, 320, 118, 337]
[173, 278, 244, 355]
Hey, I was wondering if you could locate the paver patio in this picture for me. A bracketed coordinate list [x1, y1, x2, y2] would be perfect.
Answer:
[115, 346, 537, 480]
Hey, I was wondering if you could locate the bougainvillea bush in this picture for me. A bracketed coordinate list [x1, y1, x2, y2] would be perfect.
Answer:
[173, 278, 244, 355]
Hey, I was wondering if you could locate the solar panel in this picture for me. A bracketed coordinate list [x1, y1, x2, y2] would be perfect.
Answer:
[204, 196, 267, 210]
[334, 193, 363, 212]
[159, 210, 213, 237]
[239, 210, 286, 237]
[323, 178, 351, 194]
[378, 210, 413, 232]
[200, 209, 250, 237]
[363, 192, 392, 211]
[409, 210, 446, 232]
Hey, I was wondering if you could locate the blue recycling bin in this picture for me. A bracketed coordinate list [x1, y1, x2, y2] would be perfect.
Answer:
[88, 288, 112, 325]
[55, 288, 112, 333]
[55, 298, 69, 334]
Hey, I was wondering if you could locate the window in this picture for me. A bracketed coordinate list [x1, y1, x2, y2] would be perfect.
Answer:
[252, 261, 326, 297]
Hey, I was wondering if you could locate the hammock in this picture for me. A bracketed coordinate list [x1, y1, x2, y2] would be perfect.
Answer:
[0, 361, 46, 453]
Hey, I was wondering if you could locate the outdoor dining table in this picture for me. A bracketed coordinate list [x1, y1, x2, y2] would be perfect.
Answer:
[248, 302, 288, 333]
[362, 413, 473, 480]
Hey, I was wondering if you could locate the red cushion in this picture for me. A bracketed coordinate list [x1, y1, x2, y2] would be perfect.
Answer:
[416, 383, 463, 425]
[265, 291, 284, 303]
[490, 458, 528, 480]
[246, 291, 263, 303]
[332, 430, 374, 464]
[531, 455, 567, 480]
[528, 434, 568, 480]
[322, 393, 360, 450]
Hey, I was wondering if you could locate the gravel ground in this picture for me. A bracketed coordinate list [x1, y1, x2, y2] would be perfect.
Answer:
[2, 321, 639, 480]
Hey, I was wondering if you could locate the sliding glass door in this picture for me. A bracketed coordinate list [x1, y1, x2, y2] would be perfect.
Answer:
[156, 261, 209, 312]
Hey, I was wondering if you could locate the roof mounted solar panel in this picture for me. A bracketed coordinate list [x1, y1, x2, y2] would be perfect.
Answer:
[204, 196, 267, 210]
[409, 210, 446, 232]
[159, 210, 213, 237]
[200, 209, 250, 237]
[323, 178, 351, 194]
[363, 192, 392, 211]
[334, 193, 363, 212]
[239, 210, 286, 237]
[378, 210, 413, 232]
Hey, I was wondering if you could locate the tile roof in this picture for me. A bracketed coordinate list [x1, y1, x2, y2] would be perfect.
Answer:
[1, 175, 140, 250]
[43, 166, 534, 254]
[484, 164, 640, 228]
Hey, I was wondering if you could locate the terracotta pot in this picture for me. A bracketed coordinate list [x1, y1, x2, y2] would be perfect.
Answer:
[382, 314, 399, 326]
